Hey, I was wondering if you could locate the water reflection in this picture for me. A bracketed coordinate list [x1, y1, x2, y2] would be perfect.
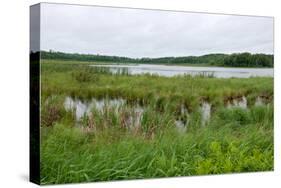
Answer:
[63, 96, 268, 132]
[227, 96, 247, 109]
[201, 102, 211, 126]
[64, 97, 125, 120]
[175, 120, 187, 133]
[90, 64, 273, 78]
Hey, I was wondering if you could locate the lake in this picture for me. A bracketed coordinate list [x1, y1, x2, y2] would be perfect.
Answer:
[90, 64, 273, 78]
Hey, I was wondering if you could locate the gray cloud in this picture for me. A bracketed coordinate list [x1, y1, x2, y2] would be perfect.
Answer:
[40, 3, 273, 58]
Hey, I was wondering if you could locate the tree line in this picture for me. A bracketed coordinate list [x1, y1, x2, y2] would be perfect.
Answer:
[41, 51, 273, 67]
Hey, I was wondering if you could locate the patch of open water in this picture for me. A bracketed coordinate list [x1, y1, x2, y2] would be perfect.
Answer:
[90, 64, 273, 78]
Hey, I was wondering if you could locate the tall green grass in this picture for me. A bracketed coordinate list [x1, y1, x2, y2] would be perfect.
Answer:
[41, 104, 273, 184]
[40, 60, 273, 184]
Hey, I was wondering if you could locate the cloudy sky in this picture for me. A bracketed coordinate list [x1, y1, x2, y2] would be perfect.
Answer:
[40, 3, 273, 58]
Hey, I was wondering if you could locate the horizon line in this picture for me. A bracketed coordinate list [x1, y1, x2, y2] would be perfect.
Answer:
[34, 50, 274, 59]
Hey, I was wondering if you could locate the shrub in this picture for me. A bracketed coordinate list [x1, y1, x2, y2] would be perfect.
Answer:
[72, 68, 100, 83]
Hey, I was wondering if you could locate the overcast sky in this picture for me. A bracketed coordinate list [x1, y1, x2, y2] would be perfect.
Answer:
[40, 3, 273, 58]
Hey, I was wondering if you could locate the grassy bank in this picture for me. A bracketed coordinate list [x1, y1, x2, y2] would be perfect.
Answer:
[41, 60, 273, 110]
[40, 59, 274, 184]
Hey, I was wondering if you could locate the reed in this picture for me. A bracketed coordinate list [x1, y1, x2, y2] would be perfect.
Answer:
[40, 59, 273, 184]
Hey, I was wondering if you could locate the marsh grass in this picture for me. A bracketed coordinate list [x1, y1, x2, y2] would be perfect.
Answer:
[41, 104, 273, 184]
[41, 60, 273, 110]
[40, 60, 274, 184]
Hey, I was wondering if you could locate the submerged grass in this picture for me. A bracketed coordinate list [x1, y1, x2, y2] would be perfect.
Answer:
[40, 60, 273, 184]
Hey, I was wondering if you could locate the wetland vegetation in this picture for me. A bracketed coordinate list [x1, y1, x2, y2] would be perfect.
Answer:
[40, 59, 273, 184]
[41, 51, 274, 67]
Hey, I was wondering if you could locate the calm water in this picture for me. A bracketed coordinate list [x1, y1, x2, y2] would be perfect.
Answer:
[90, 64, 273, 78]
[64, 97, 126, 120]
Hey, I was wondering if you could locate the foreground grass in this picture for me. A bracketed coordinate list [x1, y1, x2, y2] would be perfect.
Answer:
[40, 60, 273, 184]
[41, 104, 273, 184]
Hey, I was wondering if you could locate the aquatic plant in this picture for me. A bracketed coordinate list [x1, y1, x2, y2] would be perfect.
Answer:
[40, 60, 274, 184]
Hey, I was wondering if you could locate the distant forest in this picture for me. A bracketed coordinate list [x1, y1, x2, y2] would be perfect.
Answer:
[40, 51, 274, 67]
